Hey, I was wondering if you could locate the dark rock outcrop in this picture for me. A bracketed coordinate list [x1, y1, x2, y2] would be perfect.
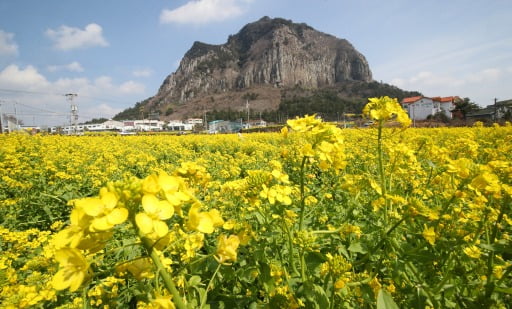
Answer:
[152, 17, 372, 106]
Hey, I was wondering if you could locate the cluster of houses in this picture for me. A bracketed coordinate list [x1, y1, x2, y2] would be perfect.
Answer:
[49, 119, 168, 135]
[3, 97, 511, 134]
[2, 117, 269, 135]
[401, 96, 512, 122]
[463, 99, 512, 121]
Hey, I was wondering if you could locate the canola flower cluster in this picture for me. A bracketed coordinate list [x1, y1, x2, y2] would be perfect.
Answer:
[0, 96, 511, 308]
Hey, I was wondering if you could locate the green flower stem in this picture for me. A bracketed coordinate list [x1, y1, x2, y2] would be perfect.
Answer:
[405, 261, 437, 307]
[355, 216, 406, 267]
[82, 286, 90, 309]
[311, 228, 342, 235]
[141, 235, 188, 309]
[433, 252, 455, 294]
[298, 156, 308, 230]
[485, 197, 508, 299]
[376, 120, 389, 225]
[295, 155, 309, 281]
[282, 221, 299, 276]
[127, 213, 186, 308]
[200, 263, 222, 308]
[329, 281, 336, 309]
[299, 249, 307, 282]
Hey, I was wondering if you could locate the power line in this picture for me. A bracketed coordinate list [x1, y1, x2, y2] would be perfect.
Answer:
[0, 88, 62, 96]
[15, 102, 68, 116]
[0, 86, 136, 126]
[0, 87, 131, 105]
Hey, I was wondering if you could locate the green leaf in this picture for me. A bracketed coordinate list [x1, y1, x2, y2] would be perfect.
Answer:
[495, 287, 512, 294]
[303, 282, 329, 309]
[238, 266, 258, 283]
[479, 242, 512, 254]
[348, 241, 366, 254]
[42, 205, 54, 221]
[188, 275, 202, 287]
[377, 289, 399, 309]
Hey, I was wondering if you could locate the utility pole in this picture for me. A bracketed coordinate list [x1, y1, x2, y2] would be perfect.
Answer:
[203, 110, 207, 131]
[494, 98, 498, 121]
[66, 93, 78, 135]
[0, 101, 3, 134]
[246, 99, 250, 129]
[412, 104, 416, 128]
[14, 102, 19, 130]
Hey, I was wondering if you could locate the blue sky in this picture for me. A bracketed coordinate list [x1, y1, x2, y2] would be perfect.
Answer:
[0, 0, 511, 126]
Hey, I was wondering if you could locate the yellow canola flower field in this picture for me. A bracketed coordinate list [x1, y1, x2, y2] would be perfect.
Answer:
[1, 101, 511, 308]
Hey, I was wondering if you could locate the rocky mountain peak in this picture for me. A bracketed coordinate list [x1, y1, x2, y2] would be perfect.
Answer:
[146, 17, 373, 118]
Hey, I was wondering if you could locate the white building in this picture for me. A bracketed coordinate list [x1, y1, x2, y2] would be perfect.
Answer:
[82, 120, 124, 132]
[186, 118, 203, 125]
[247, 119, 267, 128]
[167, 120, 194, 131]
[123, 120, 165, 131]
[402, 96, 458, 121]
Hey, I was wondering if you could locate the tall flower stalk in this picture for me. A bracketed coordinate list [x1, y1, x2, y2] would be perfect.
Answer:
[362, 96, 411, 225]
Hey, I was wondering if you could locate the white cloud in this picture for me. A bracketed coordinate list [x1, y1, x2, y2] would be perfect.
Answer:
[466, 68, 501, 83]
[83, 103, 122, 119]
[0, 64, 50, 90]
[160, 0, 249, 25]
[408, 71, 464, 88]
[132, 68, 153, 77]
[0, 30, 18, 56]
[94, 76, 114, 89]
[388, 67, 511, 106]
[0, 64, 146, 125]
[119, 81, 145, 94]
[393, 68, 504, 92]
[47, 61, 84, 72]
[45, 23, 108, 51]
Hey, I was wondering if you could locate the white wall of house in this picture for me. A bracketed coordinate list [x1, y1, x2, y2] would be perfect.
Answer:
[403, 98, 437, 120]
[132, 120, 165, 131]
[186, 118, 203, 125]
[403, 97, 455, 120]
[167, 120, 194, 131]
[439, 101, 455, 119]
[102, 120, 124, 130]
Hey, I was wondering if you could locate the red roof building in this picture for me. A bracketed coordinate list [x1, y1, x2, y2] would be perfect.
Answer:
[401, 96, 459, 121]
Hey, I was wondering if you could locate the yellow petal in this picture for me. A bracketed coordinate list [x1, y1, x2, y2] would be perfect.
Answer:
[153, 220, 169, 238]
[142, 194, 159, 214]
[69, 230, 84, 248]
[158, 173, 180, 192]
[165, 191, 189, 206]
[107, 208, 128, 225]
[68, 271, 85, 292]
[70, 208, 87, 226]
[52, 269, 72, 290]
[90, 217, 111, 231]
[54, 248, 72, 264]
[53, 228, 73, 249]
[187, 204, 214, 233]
[136, 213, 154, 234]
[101, 192, 118, 210]
[207, 209, 224, 227]
[142, 174, 160, 194]
[157, 200, 174, 220]
[196, 214, 214, 234]
[77, 198, 104, 217]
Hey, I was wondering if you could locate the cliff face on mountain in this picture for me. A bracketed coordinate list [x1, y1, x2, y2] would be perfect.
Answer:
[143, 17, 373, 118]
